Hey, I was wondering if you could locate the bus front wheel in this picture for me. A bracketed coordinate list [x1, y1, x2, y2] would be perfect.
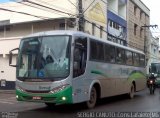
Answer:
[86, 87, 97, 109]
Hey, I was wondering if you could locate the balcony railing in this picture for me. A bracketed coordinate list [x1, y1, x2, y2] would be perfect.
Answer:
[108, 33, 127, 46]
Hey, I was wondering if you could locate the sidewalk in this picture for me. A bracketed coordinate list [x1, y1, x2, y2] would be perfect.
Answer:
[0, 90, 15, 94]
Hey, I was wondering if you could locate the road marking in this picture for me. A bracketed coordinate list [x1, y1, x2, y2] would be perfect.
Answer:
[0, 101, 14, 104]
[0, 99, 16, 102]
[0, 97, 17, 104]
[8, 97, 16, 99]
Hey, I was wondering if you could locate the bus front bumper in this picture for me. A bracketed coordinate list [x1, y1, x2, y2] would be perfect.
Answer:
[16, 86, 73, 105]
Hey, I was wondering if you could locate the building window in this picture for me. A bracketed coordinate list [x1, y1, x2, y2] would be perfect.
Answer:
[140, 11, 143, 20]
[109, 20, 112, 27]
[134, 24, 138, 35]
[134, 6, 137, 16]
[140, 28, 143, 38]
[59, 23, 65, 30]
[100, 26, 103, 38]
[92, 23, 95, 35]
[113, 22, 116, 29]
[0, 26, 10, 32]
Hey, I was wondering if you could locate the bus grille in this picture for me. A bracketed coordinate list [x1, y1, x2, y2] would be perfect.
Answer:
[25, 90, 50, 94]
[21, 96, 56, 102]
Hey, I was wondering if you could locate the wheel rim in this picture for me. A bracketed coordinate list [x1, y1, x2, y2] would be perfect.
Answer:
[89, 88, 96, 104]
[130, 85, 134, 98]
[87, 87, 97, 108]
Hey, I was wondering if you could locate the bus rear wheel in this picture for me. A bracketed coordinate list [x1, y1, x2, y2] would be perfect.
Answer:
[128, 83, 135, 99]
[86, 87, 97, 109]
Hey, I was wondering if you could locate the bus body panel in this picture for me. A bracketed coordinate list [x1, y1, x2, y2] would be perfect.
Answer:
[10, 30, 146, 106]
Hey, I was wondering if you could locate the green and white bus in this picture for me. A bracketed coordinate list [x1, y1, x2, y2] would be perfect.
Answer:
[9, 30, 146, 108]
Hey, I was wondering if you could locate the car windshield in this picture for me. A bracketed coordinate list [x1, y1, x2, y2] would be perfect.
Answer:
[17, 35, 71, 80]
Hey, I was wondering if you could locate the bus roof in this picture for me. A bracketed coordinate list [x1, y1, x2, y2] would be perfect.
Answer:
[24, 30, 145, 55]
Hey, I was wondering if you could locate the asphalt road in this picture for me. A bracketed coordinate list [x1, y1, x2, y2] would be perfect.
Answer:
[0, 88, 160, 118]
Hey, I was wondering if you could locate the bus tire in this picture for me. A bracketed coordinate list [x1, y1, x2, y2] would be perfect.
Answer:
[128, 83, 135, 99]
[86, 86, 97, 109]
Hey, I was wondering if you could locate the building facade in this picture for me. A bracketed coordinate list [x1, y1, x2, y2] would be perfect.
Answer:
[107, 0, 127, 46]
[147, 32, 159, 74]
[127, 0, 150, 52]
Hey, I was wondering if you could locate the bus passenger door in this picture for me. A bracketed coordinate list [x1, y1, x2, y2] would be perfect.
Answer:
[72, 37, 88, 103]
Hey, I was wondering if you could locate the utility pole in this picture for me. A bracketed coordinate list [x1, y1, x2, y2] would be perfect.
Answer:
[141, 25, 158, 54]
[78, 0, 84, 32]
[141, 24, 158, 69]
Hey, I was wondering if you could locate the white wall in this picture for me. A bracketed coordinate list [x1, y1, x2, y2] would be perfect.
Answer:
[0, 55, 16, 82]
[0, 0, 77, 23]
[108, 0, 118, 14]
[118, 4, 126, 19]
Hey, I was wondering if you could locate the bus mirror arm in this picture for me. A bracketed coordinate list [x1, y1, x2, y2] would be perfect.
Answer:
[9, 48, 19, 67]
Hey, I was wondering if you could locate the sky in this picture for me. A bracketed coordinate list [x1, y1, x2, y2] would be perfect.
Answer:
[141, 0, 160, 37]
[0, 0, 10, 3]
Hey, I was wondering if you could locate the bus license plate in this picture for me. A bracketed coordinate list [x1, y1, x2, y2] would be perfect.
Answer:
[32, 96, 41, 100]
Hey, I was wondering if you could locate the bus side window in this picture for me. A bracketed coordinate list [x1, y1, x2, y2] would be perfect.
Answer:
[116, 48, 125, 64]
[133, 53, 140, 66]
[74, 48, 81, 77]
[73, 37, 87, 78]
[126, 50, 133, 65]
[104, 44, 115, 63]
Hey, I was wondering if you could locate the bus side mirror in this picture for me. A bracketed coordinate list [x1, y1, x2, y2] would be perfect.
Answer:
[9, 48, 19, 67]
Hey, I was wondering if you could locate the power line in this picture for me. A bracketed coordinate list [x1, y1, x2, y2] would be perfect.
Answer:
[11, 0, 78, 28]
[0, 7, 48, 19]
[67, 0, 77, 9]
[16, 1, 68, 17]
[83, 0, 95, 14]
[100, 0, 107, 4]
[34, 0, 77, 16]
[23, 0, 75, 16]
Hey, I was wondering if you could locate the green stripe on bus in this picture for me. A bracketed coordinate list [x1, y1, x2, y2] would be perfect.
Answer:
[91, 70, 146, 83]
[16, 86, 73, 105]
[127, 71, 146, 82]
[91, 70, 108, 78]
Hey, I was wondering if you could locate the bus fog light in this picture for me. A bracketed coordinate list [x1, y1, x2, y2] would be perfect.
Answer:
[62, 97, 66, 101]
[16, 95, 19, 99]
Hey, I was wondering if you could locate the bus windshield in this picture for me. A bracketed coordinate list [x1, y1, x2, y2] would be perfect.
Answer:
[17, 35, 71, 80]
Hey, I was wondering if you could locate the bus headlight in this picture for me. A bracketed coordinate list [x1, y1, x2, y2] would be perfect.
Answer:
[50, 84, 69, 94]
[62, 96, 66, 101]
